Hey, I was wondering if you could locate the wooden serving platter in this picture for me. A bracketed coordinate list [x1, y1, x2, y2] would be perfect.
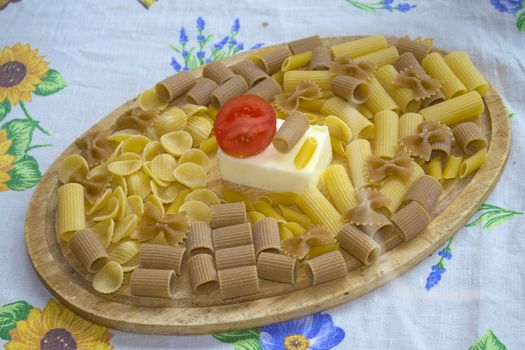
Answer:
[25, 36, 511, 335]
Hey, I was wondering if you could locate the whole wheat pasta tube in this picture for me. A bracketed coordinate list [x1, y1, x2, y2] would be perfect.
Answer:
[185, 78, 218, 106]
[188, 253, 218, 293]
[295, 186, 343, 236]
[246, 77, 282, 100]
[252, 217, 281, 256]
[187, 221, 214, 256]
[419, 91, 484, 125]
[380, 162, 425, 215]
[210, 75, 248, 107]
[374, 110, 399, 159]
[58, 183, 86, 241]
[258, 47, 292, 75]
[444, 51, 489, 96]
[231, 60, 269, 87]
[422, 52, 467, 99]
[310, 46, 333, 70]
[346, 139, 372, 189]
[210, 202, 247, 228]
[288, 35, 324, 54]
[452, 122, 487, 155]
[156, 72, 196, 102]
[272, 111, 310, 153]
[69, 229, 109, 273]
[405, 175, 442, 211]
[202, 61, 234, 85]
[443, 155, 463, 179]
[459, 148, 487, 178]
[218, 265, 260, 299]
[353, 46, 399, 67]
[215, 244, 256, 270]
[130, 268, 176, 298]
[338, 224, 380, 265]
[395, 37, 432, 62]
[399, 113, 424, 138]
[320, 96, 374, 139]
[257, 252, 298, 284]
[305, 250, 347, 285]
[331, 75, 369, 104]
[212, 222, 253, 249]
[430, 139, 452, 159]
[390, 201, 431, 241]
[364, 77, 400, 115]
[358, 213, 393, 237]
[282, 70, 332, 93]
[139, 244, 186, 275]
[322, 165, 357, 214]
[330, 35, 388, 59]
[375, 65, 420, 113]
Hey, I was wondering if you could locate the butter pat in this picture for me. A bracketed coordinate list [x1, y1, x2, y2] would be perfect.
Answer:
[217, 119, 332, 193]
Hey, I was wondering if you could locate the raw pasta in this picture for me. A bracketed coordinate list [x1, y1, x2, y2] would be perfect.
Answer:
[69, 229, 110, 273]
[419, 91, 484, 125]
[252, 217, 281, 256]
[330, 35, 388, 59]
[295, 186, 343, 236]
[58, 183, 86, 241]
[444, 51, 489, 96]
[422, 52, 466, 99]
[187, 221, 214, 256]
[373, 110, 399, 159]
[322, 165, 357, 214]
[215, 245, 256, 270]
[338, 224, 380, 265]
[346, 139, 372, 189]
[305, 251, 347, 285]
[130, 268, 176, 298]
[218, 265, 260, 299]
[257, 252, 298, 284]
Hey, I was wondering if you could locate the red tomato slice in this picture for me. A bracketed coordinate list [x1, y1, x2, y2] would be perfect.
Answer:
[214, 94, 276, 158]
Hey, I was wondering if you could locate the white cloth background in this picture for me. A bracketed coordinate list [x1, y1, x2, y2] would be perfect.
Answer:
[1, 0, 525, 348]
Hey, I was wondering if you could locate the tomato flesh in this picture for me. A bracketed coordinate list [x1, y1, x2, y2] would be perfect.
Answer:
[214, 94, 276, 158]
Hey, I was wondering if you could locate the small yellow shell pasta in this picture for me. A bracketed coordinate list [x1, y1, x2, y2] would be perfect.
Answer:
[139, 88, 168, 111]
[167, 189, 191, 214]
[178, 149, 211, 173]
[142, 141, 164, 161]
[185, 116, 212, 146]
[126, 171, 152, 198]
[151, 182, 179, 203]
[151, 153, 177, 182]
[184, 188, 220, 206]
[92, 219, 114, 248]
[182, 103, 208, 117]
[108, 129, 140, 142]
[459, 148, 486, 178]
[112, 186, 127, 220]
[142, 162, 170, 187]
[325, 115, 352, 143]
[199, 135, 219, 154]
[112, 214, 138, 243]
[59, 154, 88, 183]
[281, 51, 312, 71]
[93, 197, 119, 222]
[126, 195, 144, 216]
[87, 188, 113, 215]
[107, 240, 140, 264]
[294, 137, 318, 169]
[180, 200, 211, 223]
[111, 174, 128, 195]
[173, 163, 207, 188]
[92, 261, 124, 294]
[108, 152, 142, 176]
[160, 130, 193, 156]
[156, 108, 187, 136]
[121, 135, 150, 154]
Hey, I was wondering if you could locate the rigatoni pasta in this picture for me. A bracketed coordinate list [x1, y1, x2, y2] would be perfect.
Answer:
[288, 35, 323, 54]
[156, 71, 196, 102]
[321, 97, 374, 139]
[258, 47, 293, 75]
[346, 139, 372, 189]
[215, 245, 256, 270]
[459, 147, 487, 178]
[58, 183, 86, 241]
[353, 46, 399, 67]
[419, 91, 484, 125]
[212, 222, 253, 249]
[452, 122, 487, 155]
[364, 77, 400, 115]
[330, 35, 388, 59]
[231, 60, 269, 87]
[246, 77, 283, 100]
[422, 52, 466, 99]
[252, 217, 281, 256]
[282, 70, 332, 93]
[202, 60, 234, 85]
[390, 201, 431, 241]
[310, 46, 333, 70]
[443, 155, 463, 179]
[338, 224, 380, 265]
[373, 111, 399, 159]
[375, 65, 420, 113]
[130, 268, 176, 298]
[444, 51, 489, 96]
[305, 251, 347, 285]
[188, 253, 218, 293]
[210, 201, 247, 228]
[69, 229, 110, 273]
[257, 252, 298, 284]
[281, 51, 312, 71]
[218, 265, 260, 299]
[405, 175, 442, 211]
[295, 186, 342, 236]
[139, 243, 186, 275]
[395, 37, 432, 61]
[399, 113, 424, 138]
[322, 165, 357, 214]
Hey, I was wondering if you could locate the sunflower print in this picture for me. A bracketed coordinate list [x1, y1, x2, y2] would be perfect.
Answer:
[0, 129, 16, 191]
[4, 300, 113, 350]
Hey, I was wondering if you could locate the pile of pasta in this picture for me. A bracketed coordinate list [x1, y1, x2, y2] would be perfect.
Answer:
[56, 34, 489, 300]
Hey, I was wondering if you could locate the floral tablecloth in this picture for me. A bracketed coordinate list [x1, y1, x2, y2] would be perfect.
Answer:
[1, 0, 525, 349]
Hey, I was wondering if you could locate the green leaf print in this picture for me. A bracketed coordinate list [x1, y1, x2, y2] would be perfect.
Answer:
[33, 69, 67, 96]
[345, 0, 377, 12]
[0, 99, 11, 122]
[2, 119, 35, 160]
[234, 338, 263, 350]
[0, 301, 33, 340]
[7, 156, 42, 191]
[465, 203, 522, 229]
[517, 11, 525, 32]
[213, 328, 261, 344]
[470, 329, 507, 350]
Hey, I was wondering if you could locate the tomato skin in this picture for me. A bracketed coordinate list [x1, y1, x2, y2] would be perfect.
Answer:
[214, 94, 276, 158]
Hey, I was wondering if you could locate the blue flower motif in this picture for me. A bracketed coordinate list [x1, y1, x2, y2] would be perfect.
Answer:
[383, 0, 395, 11]
[170, 57, 181, 71]
[205, 58, 212, 64]
[214, 36, 229, 50]
[397, 2, 416, 12]
[250, 43, 265, 50]
[197, 34, 206, 43]
[259, 313, 345, 350]
[196, 50, 206, 59]
[179, 27, 189, 44]
[229, 38, 237, 46]
[490, 0, 523, 13]
[236, 42, 244, 50]
[182, 50, 189, 57]
[231, 18, 240, 33]
[196, 16, 205, 31]
[425, 264, 446, 290]
[438, 248, 452, 260]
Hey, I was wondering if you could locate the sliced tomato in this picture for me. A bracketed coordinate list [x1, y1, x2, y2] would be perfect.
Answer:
[214, 94, 276, 158]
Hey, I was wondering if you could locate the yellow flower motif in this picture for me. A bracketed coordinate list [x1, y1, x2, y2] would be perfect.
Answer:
[0, 129, 15, 192]
[5, 300, 113, 350]
[0, 42, 49, 106]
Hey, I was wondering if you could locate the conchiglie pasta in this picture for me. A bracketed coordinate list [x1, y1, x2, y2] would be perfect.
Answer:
[91, 218, 114, 248]
[166, 189, 191, 214]
[108, 152, 142, 176]
[108, 129, 140, 143]
[112, 214, 138, 243]
[178, 149, 211, 172]
[126, 171, 152, 198]
[144, 194, 165, 215]
[107, 240, 140, 264]
[155, 108, 187, 135]
[121, 135, 150, 154]
[150, 153, 177, 182]
[126, 195, 144, 216]
[185, 117, 212, 146]
[151, 182, 179, 203]
[92, 261, 124, 294]
[184, 188, 220, 206]
[179, 200, 211, 223]
[142, 141, 165, 161]
[92, 197, 119, 222]
[182, 103, 208, 118]
[59, 154, 89, 183]
[160, 131, 193, 156]
[142, 162, 170, 187]
[87, 188, 113, 215]
[173, 163, 207, 188]
[139, 88, 168, 111]
[112, 186, 127, 220]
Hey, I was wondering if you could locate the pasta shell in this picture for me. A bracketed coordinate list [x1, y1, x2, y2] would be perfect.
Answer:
[59, 154, 89, 184]
[173, 163, 207, 188]
[184, 188, 220, 206]
[108, 152, 142, 176]
[93, 197, 119, 222]
[151, 153, 178, 181]
[160, 131, 193, 157]
[151, 181, 179, 204]
[113, 186, 127, 221]
[91, 219, 115, 248]
[126, 171, 152, 199]
[121, 135, 150, 154]
[108, 129, 140, 142]
[92, 261, 124, 294]
[142, 161, 170, 187]
[121, 254, 140, 273]
[325, 115, 352, 143]
[126, 195, 144, 216]
[182, 103, 208, 118]
[111, 174, 128, 195]
[178, 149, 211, 173]
[155, 107, 187, 135]
[87, 188, 113, 215]
[144, 194, 165, 216]
[166, 189, 192, 214]
[185, 116, 212, 146]
[139, 88, 168, 111]
[107, 240, 140, 264]
[179, 200, 211, 223]
[112, 214, 138, 243]
[142, 141, 165, 161]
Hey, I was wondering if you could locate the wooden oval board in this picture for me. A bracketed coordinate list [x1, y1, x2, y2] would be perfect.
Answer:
[25, 36, 511, 335]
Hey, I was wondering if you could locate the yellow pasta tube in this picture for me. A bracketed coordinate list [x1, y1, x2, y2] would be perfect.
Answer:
[58, 183, 86, 241]
[364, 77, 400, 115]
[322, 165, 357, 214]
[280, 222, 306, 237]
[282, 70, 331, 93]
[281, 51, 312, 71]
[330, 35, 388, 59]
[353, 46, 399, 67]
[422, 52, 467, 99]
[259, 192, 298, 206]
[294, 137, 318, 169]
[295, 186, 343, 236]
[279, 226, 295, 241]
[459, 148, 487, 178]
[320, 96, 374, 139]
[380, 162, 425, 215]
[444, 51, 489, 96]
[427, 156, 443, 180]
[443, 155, 463, 179]
[419, 91, 484, 125]
[345, 139, 372, 189]
[279, 205, 312, 228]
[330, 137, 347, 158]
[399, 113, 424, 138]
[253, 201, 285, 222]
[373, 110, 399, 159]
[221, 186, 254, 211]
[257, 252, 298, 284]
[248, 211, 266, 224]
[375, 65, 420, 113]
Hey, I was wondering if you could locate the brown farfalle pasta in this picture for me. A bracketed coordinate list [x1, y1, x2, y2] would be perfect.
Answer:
[343, 188, 390, 226]
[330, 56, 377, 81]
[395, 37, 432, 62]
[393, 67, 443, 101]
[365, 151, 413, 183]
[288, 35, 324, 54]
[405, 175, 442, 211]
[185, 78, 218, 106]
[452, 122, 487, 155]
[203, 61, 235, 85]
[137, 202, 189, 246]
[246, 77, 283, 101]
[390, 201, 431, 241]
[69, 167, 111, 204]
[310, 46, 333, 71]
[274, 80, 322, 112]
[400, 121, 453, 161]
[281, 225, 336, 260]
[231, 60, 269, 87]
[272, 111, 310, 153]
[75, 130, 116, 168]
[114, 108, 158, 133]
